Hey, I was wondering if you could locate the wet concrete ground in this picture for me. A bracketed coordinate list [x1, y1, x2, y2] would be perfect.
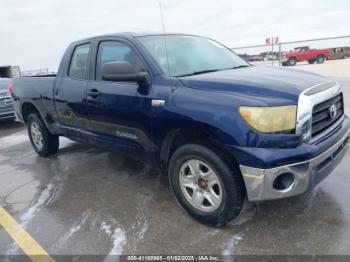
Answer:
[0, 77, 350, 257]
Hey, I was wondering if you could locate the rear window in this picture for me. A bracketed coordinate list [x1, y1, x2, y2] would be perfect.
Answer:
[68, 44, 90, 80]
[0, 67, 12, 78]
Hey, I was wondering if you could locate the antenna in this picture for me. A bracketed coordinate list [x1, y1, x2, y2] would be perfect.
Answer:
[159, 2, 172, 85]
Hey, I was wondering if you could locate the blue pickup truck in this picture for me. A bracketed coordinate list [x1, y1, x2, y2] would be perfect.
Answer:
[12, 33, 350, 226]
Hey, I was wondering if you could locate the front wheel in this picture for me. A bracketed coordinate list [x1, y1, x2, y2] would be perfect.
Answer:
[288, 58, 297, 66]
[27, 113, 59, 157]
[317, 55, 325, 64]
[168, 144, 245, 226]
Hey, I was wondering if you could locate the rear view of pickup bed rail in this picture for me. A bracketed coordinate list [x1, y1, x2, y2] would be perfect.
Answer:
[11, 33, 350, 226]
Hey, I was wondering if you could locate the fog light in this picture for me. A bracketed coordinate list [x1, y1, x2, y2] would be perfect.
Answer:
[273, 172, 294, 191]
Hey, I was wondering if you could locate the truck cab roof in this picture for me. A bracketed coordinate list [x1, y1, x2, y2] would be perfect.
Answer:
[74, 32, 191, 43]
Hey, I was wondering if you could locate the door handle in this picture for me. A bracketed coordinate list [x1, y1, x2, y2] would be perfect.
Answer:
[87, 89, 101, 98]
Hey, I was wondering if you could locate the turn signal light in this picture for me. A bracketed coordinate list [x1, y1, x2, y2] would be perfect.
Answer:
[8, 83, 14, 94]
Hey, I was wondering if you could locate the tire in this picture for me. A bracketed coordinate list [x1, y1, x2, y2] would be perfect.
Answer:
[316, 55, 325, 64]
[288, 58, 297, 66]
[168, 143, 245, 226]
[27, 113, 59, 157]
[308, 59, 316, 64]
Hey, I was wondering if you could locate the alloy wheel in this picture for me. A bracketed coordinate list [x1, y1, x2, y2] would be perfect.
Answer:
[178, 159, 223, 212]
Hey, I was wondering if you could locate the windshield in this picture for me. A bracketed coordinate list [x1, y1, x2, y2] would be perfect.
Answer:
[137, 35, 249, 77]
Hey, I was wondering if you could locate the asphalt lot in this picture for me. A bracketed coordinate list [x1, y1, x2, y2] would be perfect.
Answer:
[1, 63, 350, 258]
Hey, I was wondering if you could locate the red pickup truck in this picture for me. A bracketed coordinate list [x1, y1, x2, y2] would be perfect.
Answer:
[282, 46, 330, 66]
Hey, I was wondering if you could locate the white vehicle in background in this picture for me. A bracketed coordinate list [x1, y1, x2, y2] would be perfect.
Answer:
[0, 66, 20, 121]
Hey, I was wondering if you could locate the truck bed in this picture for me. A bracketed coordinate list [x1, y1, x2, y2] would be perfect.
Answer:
[12, 76, 57, 123]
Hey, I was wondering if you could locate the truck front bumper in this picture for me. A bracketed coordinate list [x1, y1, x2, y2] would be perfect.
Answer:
[280, 57, 288, 62]
[0, 96, 15, 120]
[239, 128, 350, 202]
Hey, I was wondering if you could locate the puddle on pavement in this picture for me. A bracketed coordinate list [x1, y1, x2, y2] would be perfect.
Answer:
[0, 132, 29, 149]
[0, 164, 39, 214]
[1, 124, 349, 255]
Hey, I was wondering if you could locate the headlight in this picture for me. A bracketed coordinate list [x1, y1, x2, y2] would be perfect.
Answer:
[239, 105, 297, 133]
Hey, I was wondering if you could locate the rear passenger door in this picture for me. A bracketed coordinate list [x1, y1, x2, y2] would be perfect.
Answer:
[87, 39, 154, 161]
[54, 43, 91, 142]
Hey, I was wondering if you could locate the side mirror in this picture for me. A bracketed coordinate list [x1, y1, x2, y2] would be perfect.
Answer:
[102, 61, 151, 86]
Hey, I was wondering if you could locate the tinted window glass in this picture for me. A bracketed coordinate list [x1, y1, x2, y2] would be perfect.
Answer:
[96, 41, 143, 81]
[69, 44, 90, 80]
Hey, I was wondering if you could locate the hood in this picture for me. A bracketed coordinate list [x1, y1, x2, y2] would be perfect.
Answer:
[179, 66, 329, 103]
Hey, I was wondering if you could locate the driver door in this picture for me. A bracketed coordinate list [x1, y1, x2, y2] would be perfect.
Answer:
[87, 40, 154, 161]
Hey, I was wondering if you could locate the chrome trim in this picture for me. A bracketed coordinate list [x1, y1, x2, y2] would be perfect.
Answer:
[240, 129, 350, 201]
[115, 130, 138, 140]
[329, 104, 337, 119]
[151, 99, 165, 107]
[296, 81, 341, 142]
[0, 95, 11, 99]
[309, 115, 344, 144]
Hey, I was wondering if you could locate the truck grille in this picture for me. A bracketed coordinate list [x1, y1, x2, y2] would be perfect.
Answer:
[311, 93, 344, 138]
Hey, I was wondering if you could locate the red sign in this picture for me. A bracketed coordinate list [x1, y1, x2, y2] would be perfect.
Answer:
[265, 37, 279, 45]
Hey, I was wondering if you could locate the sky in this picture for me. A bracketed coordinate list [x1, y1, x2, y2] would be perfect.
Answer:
[0, 0, 349, 72]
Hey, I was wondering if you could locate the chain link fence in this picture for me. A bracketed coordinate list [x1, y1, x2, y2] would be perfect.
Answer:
[231, 35, 350, 67]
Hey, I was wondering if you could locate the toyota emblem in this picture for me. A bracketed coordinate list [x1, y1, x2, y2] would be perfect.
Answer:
[329, 104, 337, 119]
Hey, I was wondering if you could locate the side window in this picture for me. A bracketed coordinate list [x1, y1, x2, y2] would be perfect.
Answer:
[69, 43, 90, 80]
[96, 41, 144, 81]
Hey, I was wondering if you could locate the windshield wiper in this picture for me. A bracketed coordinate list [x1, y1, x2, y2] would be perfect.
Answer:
[176, 69, 220, 77]
[193, 69, 221, 75]
[176, 65, 250, 77]
[230, 65, 250, 69]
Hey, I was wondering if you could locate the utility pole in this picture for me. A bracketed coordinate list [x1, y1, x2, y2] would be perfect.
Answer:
[271, 37, 274, 66]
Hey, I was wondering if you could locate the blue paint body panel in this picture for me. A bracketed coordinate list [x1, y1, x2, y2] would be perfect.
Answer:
[12, 33, 349, 170]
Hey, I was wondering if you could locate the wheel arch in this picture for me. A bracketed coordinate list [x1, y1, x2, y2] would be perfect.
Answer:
[160, 127, 241, 176]
[21, 102, 59, 134]
[21, 102, 41, 124]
